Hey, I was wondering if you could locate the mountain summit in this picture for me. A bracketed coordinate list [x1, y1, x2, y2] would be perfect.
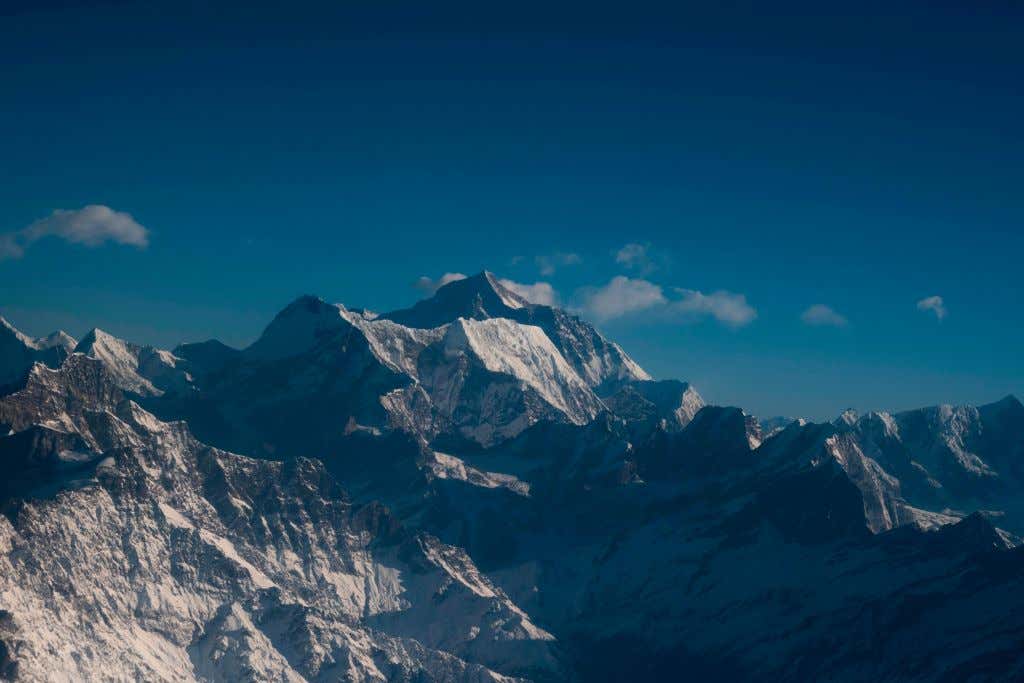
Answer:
[385, 271, 649, 391]
[384, 271, 529, 327]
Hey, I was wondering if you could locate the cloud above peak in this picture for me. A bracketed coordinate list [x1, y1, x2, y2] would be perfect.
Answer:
[578, 276, 666, 321]
[801, 304, 849, 327]
[499, 278, 558, 306]
[414, 272, 467, 293]
[671, 288, 757, 328]
[0, 205, 149, 260]
[916, 295, 947, 320]
[577, 277, 756, 328]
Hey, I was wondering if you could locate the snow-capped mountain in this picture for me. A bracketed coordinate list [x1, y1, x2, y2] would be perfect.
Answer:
[75, 328, 195, 397]
[602, 379, 705, 440]
[831, 396, 1024, 534]
[137, 277, 632, 453]
[0, 317, 74, 389]
[382, 272, 650, 391]
[3, 272, 1024, 681]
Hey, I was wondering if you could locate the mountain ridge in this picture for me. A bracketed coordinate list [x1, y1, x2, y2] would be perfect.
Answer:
[2, 273, 1024, 681]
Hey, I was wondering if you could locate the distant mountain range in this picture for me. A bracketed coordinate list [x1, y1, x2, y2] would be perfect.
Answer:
[2, 271, 1023, 681]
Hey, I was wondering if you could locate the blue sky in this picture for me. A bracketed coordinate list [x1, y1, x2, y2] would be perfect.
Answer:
[1, 1, 1022, 419]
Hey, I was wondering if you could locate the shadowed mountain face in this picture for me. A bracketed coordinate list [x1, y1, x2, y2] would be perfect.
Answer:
[2, 272, 1024, 681]
[0, 317, 74, 391]
[831, 397, 1024, 534]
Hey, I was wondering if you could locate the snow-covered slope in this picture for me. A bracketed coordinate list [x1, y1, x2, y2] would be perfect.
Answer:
[564, 469, 1024, 682]
[603, 379, 705, 441]
[445, 318, 596, 420]
[421, 318, 603, 445]
[828, 396, 1024, 534]
[0, 355, 556, 682]
[757, 415, 801, 439]
[382, 272, 650, 391]
[75, 328, 195, 397]
[32, 330, 76, 353]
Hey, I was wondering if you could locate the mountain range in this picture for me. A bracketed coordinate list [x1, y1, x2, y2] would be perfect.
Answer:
[2, 271, 1023, 681]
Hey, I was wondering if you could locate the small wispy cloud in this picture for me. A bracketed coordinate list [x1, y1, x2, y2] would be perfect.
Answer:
[0, 235, 23, 260]
[614, 242, 655, 273]
[801, 304, 849, 328]
[577, 276, 666, 321]
[499, 278, 558, 306]
[414, 272, 467, 293]
[535, 252, 582, 276]
[916, 295, 947, 321]
[0, 205, 149, 260]
[671, 288, 758, 328]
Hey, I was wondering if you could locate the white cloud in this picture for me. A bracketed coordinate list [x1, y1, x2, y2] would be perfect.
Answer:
[535, 252, 582, 276]
[916, 295, 947, 320]
[0, 205, 149, 260]
[414, 272, 467, 293]
[671, 288, 757, 328]
[801, 304, 849, 327]
[576, 277, 756, 328]
[614, 242, 654, 272]
[499, 278, 558, 306]
[578, 276, 666, 321]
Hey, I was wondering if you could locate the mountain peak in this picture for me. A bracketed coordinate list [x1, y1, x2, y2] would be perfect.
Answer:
[75, 327, 130, 354]
[933, 511, 1013, 553]
[245, 295, 350, 361]
[978, 393, 1024, 428]
[992, 394, 1023, 410]
[71, 327, 175, 396]
[384, 271, 528, 329]
[436, 271, 528, 309]
[384, 270, 651, 389]
[277, 294, 334, 316]
[835, 408, 859, 427]
[35, 329, 77, 352]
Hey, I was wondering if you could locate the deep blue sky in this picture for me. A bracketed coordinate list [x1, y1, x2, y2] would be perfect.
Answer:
[1, 1, 1022, 419]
